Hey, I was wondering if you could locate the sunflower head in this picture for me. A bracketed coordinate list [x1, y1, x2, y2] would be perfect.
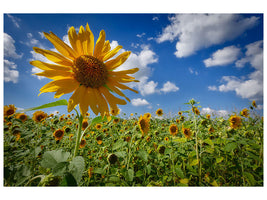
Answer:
[229, 115, 242, 129]
[69, 134, 74, 140]
[178, 111, 182, 116]
[208, 126, 215, 133]
[15, 113, 28, 122]
[79, 139, 86, 148]
[33, 111, 48, 122]
[108, 153, 118, 165]
[158, 145, 166, 155]
[156, 108, 163, 116]
[138, 115, 150, 135]
[252, 100, 257, 108]
[95, 123, 102, 130]
[240, 108, 249, 118]
[206, 114, 211, 119]
[169, 124, 178, 136]
[192, 107, 200, 115]
[30, 23, 139, 117]
[82, 119, 89, 130]
[4, 104, 16, 118]
[53, 129, 64, 141]
[182, 126, 192, 139]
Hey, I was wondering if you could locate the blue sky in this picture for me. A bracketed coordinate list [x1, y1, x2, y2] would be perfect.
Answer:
[3, 13, 263, 117]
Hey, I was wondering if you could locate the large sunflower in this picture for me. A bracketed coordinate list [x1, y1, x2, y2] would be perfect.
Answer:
[30, 23, 139, 117]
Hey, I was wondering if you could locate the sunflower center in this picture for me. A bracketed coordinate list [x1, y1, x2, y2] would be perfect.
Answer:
[73, 55, 108, 88]
[170, 126, 177, 133]
[55, 130, 64, 138]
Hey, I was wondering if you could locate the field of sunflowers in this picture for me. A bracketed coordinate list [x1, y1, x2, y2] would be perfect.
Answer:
[3, 99, 263, 186]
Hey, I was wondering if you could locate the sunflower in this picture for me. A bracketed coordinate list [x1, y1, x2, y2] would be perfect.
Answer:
[138, 115, 150, 135]
[111, 108, 120, 116]
[53, 129, 64, 141]
[240, 108, 249, 118]
[192, 107, 200, 115]
[180, 116, 185, 122]
[15, 113, 28, 122]
[30, 23, 139, 117]
[144, 113, 152, 120]
[95, 123, 102, 130]
[33, 111, 48, 122]
[229, 115, 242, 129]
[208, 126, 215, 133]
[82, 118, 89, 130]
[178, 111, 182, 116]
[88, 167, 94, 178]
[176, 119, 180, 123]
[164, 136, 169, 142]
[206, 114, 211, 119]
[79, 139, 86, 148]
[252, 100, 257, 108]
[155, 108, 163, 116]
[4, 104, 16, 118]
[113, 118, 120, 124]
[69, 133, 74, 140]
[182, 126, 192, 139]
[169, 124, 178, 136]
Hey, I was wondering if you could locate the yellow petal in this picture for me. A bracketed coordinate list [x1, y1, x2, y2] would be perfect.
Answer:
[54, 81, 80, 98]
[30, 60, 72, 71]
[68, 26, 79, 54]
[34, 70, 73, 80]
[106, 82, 130, 102]
[111, 68, 139, 75]
[83, 87, 99, 116]
[33, 47, 73, 66]
[86, 23, 94, 56]
[39, 78, 78, 95]
[103, 45, 122, 61]
[109, 79, 139, 93]
[92, 88, 109, 116]
[93, 30, 106, 59]
[99, 87, 127, 107]
[105, 51, 131, 70]
[43, 32, 78, 59]
[78, 25, 87, 55]
[68, 85, 86, 112]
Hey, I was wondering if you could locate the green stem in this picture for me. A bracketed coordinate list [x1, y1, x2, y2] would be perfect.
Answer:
[193, 108, 201, 185]
[73, 109, 83, 158]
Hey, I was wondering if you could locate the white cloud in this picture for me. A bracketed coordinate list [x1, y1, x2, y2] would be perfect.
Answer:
[160, 81, 179, 93]
[201, 107, 230, 118]
[4, 59, 19, 83]
[204, 45, 241, 67]
[4, 33, 23, 59]
[208, 85, 218, 91]
[38, 32, 45, 39]
[147, 37, 154, 41]
[213, 41, 263, 101]
[189, 67, 198, 75]
[24, 32, 42, 47]
[137, 77, 159, 96]
[157, 14, 258, 58]
[131, 98, 150, 106]
[7, 14, 20, 28]
[136, 33, 146, 38]
[152, 16, 159, 21]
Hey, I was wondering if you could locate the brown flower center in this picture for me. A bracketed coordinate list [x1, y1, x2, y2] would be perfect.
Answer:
[73, 55, 108, 88]
[55, 130, 64, 138]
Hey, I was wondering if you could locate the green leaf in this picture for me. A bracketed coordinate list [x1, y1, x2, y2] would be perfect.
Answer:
[216, 157, 224, 164]
[224, 142, 237, 152]
[19, 99, 68, 112]
[115, 151, 127, 158]
[69, 156, 85, 184]
[41, 150, 70, 169]
[34, 146, 42, 157]
[60, 172, 77, 186]
[146, 164, 151, 175]
[137, 150, 148, 162]
[112, 139, 127, 151]
[190, 159, 199, 166]
[125, 169, 134, 182]
[174, 165, 185, 178]
[52, 162, 68, 176]
[93, 168, 105, 174]
[244, 172, 256, 186]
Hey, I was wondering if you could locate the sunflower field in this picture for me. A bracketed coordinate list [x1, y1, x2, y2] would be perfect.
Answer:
[3, 99, 263, 186]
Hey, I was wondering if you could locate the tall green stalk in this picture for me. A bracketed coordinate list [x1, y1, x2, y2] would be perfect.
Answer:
[73, 109, 83, 158]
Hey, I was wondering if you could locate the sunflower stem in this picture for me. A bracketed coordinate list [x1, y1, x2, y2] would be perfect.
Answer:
[73, 109, 83, 158]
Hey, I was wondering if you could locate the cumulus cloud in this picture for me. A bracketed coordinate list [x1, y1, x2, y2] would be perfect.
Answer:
[201, 107, 230, 118]
[131, 98, 150, 106]
[160, 81, 179, 93]
[152, 16, 159, 21]
[208, 85, 218, 91]
[7, 14, 20, 28]
[204, 45, 241, 67]
[215, 41, 263, 101]
[137, 33, 146, 38]
[4, 33, 23, 59]
[157, 14, 258, 58]
[4, 59, 19, 83]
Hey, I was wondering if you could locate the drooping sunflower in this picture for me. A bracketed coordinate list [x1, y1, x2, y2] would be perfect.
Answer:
[182, 126, 192, 139]
[143, 113, 152, 120]
[206, 114, 211, 119]
[30, 23, 139, 117]
[155, 108, 163, 117]
[208, 126, 215, 133]
[229, 115, 242, 129]
[15, 113, 28, 122]
[192, 107, 200, 115]
[53, 129, 64, 141]
[169, 124, 178, 136]
[4, 104, 16, 118]
[113, 118, 120, 124]
[33, 111, 48, 122]
[240, 108, 249, 118]
[138, 115, 150, 135]
[252, 100, 257, 108]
